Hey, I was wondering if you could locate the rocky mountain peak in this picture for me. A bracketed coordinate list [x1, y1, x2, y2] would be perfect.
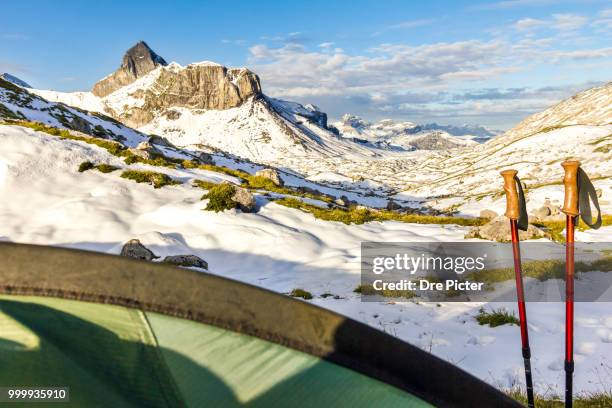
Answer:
[92, 41, 168, 97]
[121, 41, 167, 77]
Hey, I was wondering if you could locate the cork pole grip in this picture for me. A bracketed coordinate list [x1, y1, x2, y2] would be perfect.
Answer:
[501, 169, 520, 220]
[561, 160, 581, 217]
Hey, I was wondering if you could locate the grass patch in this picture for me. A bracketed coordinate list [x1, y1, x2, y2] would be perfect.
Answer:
[469, 255, 612, 285]
[78, 161, 119, 174]
[275, 197, 486, 226]
[475, 307, 519, 327]
[95, 164, 119, 173]
[78, 161, 95, 172]
[507, 388, 612, 407]
[202, 183, 237, 212]
[535, 215, 612, 243]
[290, 288, 313, 300]
[193, 179, 218, 190]
[5, 120, 185, 168]
[120, 170, 179, 189]
[354, 284, 416, 299]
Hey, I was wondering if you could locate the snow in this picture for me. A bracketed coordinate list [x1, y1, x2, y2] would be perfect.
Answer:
[1, 123, 611, 397]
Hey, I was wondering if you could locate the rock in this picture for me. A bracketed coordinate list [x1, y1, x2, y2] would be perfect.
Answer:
[128, 148, 152, 159]
[334, 198, 347, 207]
[386, 200, 402, 211]
[479, 209, 498, 219]
[69, 115, 92, 134]
[92, 41, 168, 97]
[532, 206, 551, 219]
[163, 255, 208, 270]
[98, 44, 263, 128]
[231, 186, 256, 212]
[255, 168, 284, 186]
[148, 135, 174, 148]
[531, 200, 564, 222]
[465, 215, 546, 242]
[120, 239, 159, 260]
[128, 141, 163, 159]
[465, 216, 546, 242]
[197, 152, 214, 165]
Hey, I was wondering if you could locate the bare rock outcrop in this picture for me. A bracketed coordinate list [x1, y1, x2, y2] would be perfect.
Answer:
[92, 41, 168, 97]
[465, 216, 546, 242]
[255, 168, 284, 186]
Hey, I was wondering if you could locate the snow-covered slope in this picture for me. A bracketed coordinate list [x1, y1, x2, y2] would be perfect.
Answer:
[1, 122, 611, 397]
[31, 63, 379, 163]
[0, 77, 147, 146]
[392, 82, 612, 215]
[0, 73, 31, 88]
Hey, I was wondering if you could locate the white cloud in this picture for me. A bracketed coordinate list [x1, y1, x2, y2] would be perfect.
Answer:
[552, 13, 587, 31]
[514, 18, 546, 31]
[249, 40, 510, 99]
[548, 47, 612, 60]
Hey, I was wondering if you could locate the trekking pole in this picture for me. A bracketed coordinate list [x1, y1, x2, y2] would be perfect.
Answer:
[501, 169, 535, 408]
[560, 160, 602, 408]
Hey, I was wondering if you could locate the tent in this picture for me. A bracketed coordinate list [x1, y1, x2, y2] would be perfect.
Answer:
[0, 243, 522, 407]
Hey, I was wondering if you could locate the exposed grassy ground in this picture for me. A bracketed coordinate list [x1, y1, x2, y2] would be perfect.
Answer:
[4, 120, 183, 168]
[507, 389, 612, 407]
[120, 170, 180, 189]
[354, 284, 416, 299]
[201, 183, 237, 212]
[78, 161, 119, 174]
[475, 307, 519, 327]
[275, 197, 486, 226]
[469, 255, 612, 284]
[536, 215, 612, 243]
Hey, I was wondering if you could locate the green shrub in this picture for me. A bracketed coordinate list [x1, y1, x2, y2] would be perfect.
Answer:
[475, 307, 519, 327]
[120, 170, 179, 189]
[202, 183, 237, 212]
[290, 288, 313, 300]
[78, 161, 94, 172]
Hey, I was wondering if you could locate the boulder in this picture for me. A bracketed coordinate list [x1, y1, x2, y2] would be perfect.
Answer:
[465, 216, 546, 242]
[163, 255, 208, 270]
[479, 209, 498, 219]
[232, 186, 256, 212]
[387, 200, 402, 211]
[128, 141, 163, 160]
[530, 200, 565, 222]
[120, 239, 159, 261]
[148, 135, 174, 148]
[255, 168, 284, 186]
[197, 152, 214, 165]
[334, 195, 352, 207]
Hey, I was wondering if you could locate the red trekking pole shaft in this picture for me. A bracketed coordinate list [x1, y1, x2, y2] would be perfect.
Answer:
[501, 170, 535, 408]
[561, 160, 580, 408]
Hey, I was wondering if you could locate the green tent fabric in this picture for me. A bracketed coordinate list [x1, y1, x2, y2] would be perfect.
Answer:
[0, 243, 523, 407]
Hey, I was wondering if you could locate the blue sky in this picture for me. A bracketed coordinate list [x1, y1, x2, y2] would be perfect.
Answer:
[1, 0, 611, 128]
